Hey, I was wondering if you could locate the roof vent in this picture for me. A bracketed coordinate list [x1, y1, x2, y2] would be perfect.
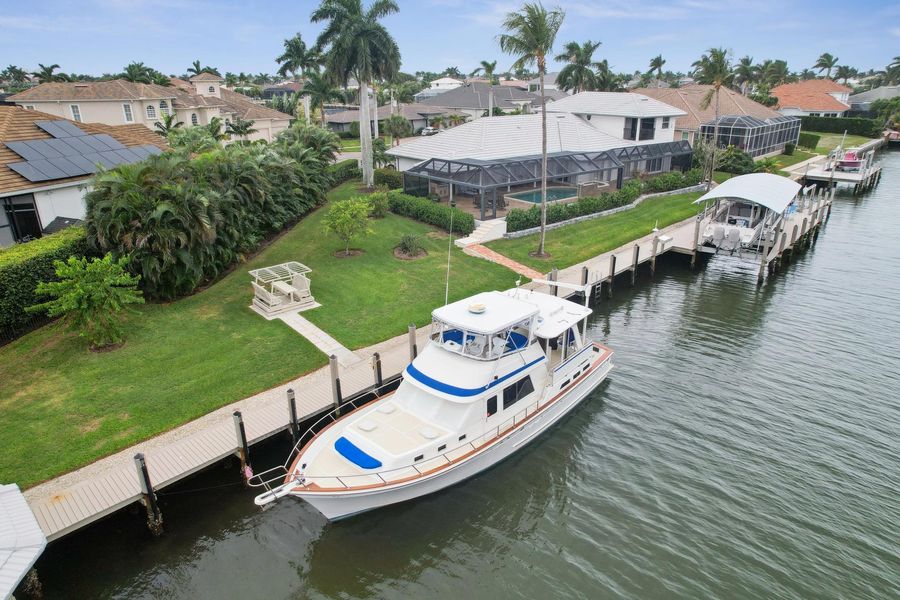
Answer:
[74, 84, 89, 88]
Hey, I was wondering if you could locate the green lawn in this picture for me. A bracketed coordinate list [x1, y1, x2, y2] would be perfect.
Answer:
[339, 135, 392, 152]
[485, 191, 704, 272]
[771, 150, 817, 168]
[0, 182, 514, 487]
[803, 131, 875, 154]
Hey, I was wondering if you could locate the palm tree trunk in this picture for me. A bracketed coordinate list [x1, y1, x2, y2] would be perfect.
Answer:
[303, 95, 312, 125]
[488, 84, 493, 118]
[707, 86, 720, 192]
[372, 85, 380, 140]
[358, 80, 375, 187]
[538, 64, 548, 257]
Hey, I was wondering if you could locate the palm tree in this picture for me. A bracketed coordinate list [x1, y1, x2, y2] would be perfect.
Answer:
[833, 65, 856, 85]
[799, 68, 817, 81]
[2, 65, 28, 85]
[153, 113, 184, 136]
[226, 117, 258, 142]
[761, 59, 791, 87]
[382, 114, 412, 144]
[499, 2, 565, 257]
[594, 59, 623, 91]
[692, 47, 734, 190]
[121, 62, 154, 84]
[885, 56, 900, 85]
[33, 63, 66, 83]
[187, 60, 221, 77]
[648, 54, 665, 88]
[733, 56, 757, 94]
[470, 60, 498, 118]
[312, 0, 401, 189]
[205, 116, 227, 141]
[813, 53, 839, 79]
[224, 72, 238, 87]
[300, 70, 342, 126]
[276, 33, 321, 81]
[430, 115, 446, 129]
[555, 40, 602, 92]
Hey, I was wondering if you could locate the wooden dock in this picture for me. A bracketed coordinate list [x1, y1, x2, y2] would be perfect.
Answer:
[794, 137, 885, 193]
[23, 327, 430, 542]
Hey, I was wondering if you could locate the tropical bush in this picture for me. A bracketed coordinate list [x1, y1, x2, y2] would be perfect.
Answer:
[798, 132, 821, 150]
[504, 171, 701, 233]
[387, 192, 475, 235]
[167, 126, 220, 155]
[28, 254, 144, 350]
[0, 226, 91, 336]
[367, 191, 390, 218]
[784, 142, 796, 155]
[716, 146, 756, 175]
[383, 114, 412, 140]
[799, 116, 880, 138]
[397, 234, 424, 256]
[350, 120, 361, 138]
[275, 123, 340, 165]
[327, 159, 361, 184]
[755, 157, 783, 174]
[374, 167, 403, 189]
[323, 196, 373, 256]
[86, 143, 331, 299]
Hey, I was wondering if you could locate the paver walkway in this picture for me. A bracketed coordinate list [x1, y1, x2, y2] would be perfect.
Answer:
[278, 312, 362, 367]
[464, 244, 546, 280]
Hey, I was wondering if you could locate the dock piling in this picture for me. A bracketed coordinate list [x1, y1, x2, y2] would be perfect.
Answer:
[373, 352, 383, 389]
[651, 236, 659, 276]
[233, 411, 251, 485]
[329, 355, 342, 413]
[408, 324, 417, 360]
[133, 453, 163, 535]
[287, 389, 299, 446]
[550, 268, 558, 296]
[691, 216, 702, 269]
[631, 245, 640, 285]
[607, 255, 616, 298]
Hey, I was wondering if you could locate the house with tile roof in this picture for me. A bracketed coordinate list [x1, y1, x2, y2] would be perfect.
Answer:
[634, 85, 788, 145]
[9, 72, 293, 143]
[416, 82, 556, 120]
[324, 103, 465, 134]
[0, 105, 167, 246]
[771, 79, 852, 117]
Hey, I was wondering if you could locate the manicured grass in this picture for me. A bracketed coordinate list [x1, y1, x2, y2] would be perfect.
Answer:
[485, 191, 704, 272]
[802, 131, 874, 154]
[339, 135, 392, 152]
[770, 150, 817, 168]
[0, 182, 514, 487]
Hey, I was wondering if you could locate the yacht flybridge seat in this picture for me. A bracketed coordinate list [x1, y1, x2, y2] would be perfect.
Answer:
[251, 285, 614, 520]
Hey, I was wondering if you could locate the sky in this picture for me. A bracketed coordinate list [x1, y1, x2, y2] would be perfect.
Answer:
[1, 0, 898, 79]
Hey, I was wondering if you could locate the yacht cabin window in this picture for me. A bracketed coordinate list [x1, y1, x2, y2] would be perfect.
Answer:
[431, 317, 533, 360]
[503, 376, 535, 410]
[486, 396, 497, 417]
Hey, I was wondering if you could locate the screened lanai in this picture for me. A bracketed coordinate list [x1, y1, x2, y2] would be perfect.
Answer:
[403, 141, 693, 220]
[699, 115, 801, 158]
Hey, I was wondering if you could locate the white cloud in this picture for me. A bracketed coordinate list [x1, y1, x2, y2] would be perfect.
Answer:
[890, 26, 900, 37]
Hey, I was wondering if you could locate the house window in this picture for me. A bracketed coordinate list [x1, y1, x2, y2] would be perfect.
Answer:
[123, 104, 134, 123]
[146, 104, 157, 119]
[70, 105, 82, 122]
[623, 117, 638, 140]
[809, 112, 820, 117]
[24, 105, 35, 110]
[191, 113, 198, 126]
[638, 118, 656, 141]
[662, 116, 670, 129]
[159, 100, 169, 116]
[647, 157, 663, 172]
[681, 131, 690, 141]
[486, 396, 497, 417]
[208, 86, 215, 94]
[502, 376, 535, 410]
[1, 194, 42, 244]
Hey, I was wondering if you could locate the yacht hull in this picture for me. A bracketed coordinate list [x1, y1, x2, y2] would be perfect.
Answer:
[291, 356, 613, 520]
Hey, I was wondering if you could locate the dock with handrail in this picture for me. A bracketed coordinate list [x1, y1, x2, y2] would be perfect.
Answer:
[23, 327, 430, 542]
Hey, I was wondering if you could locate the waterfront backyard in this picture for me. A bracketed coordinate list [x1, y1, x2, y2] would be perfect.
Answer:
[0, 182, 515, 487]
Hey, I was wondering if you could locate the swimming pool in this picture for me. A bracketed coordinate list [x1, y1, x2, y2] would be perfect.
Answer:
[507, 187, 578, 203]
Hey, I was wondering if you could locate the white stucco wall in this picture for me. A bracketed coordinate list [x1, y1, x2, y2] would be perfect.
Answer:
[33, 184, 88, 228]
[582, 114, 676, 144]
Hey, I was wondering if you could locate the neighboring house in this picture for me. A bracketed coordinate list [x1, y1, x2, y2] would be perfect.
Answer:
[499, 79, 528, 90]
[634, 85, 787, 145]
[413, 76, 464, 102]
[262, 81, 303, 100]
[527, 72, 569, 94]
[9, 72, 293, 142]
[0, 105, 167, 246]
[543, 91, 686, 145]
[325, 103, 464, 134]
[848, 85, 900, 113]
[416, 82, 549, 120]
[771, 79, 852, 117]
[626, 77, 670, 90]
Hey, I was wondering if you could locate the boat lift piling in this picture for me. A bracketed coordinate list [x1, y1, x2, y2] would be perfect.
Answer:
[373, 352, 383, 388]
[233, 411, 252, 486]
[630, 244, 640, 285]
[329, 355, 342, 416]
[408, 324, 418, 360]
[133, 453, 163, 536]
[287, 389, 299, 446]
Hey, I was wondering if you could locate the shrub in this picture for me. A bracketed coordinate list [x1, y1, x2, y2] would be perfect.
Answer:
[784, 142, 796, 155]
[799, 116, 880, 138]
[0, 226, 92, 337]
[327, 158, 361, 185]
[337, 130, 355, 139]
[397, 234, 424, 256]
[28, 254, 144, 350]
[716, 146, 756, 175]
[274, 122, 340, 164]
[323, 196, 373, 255]
[798, 132, 821, 150]
[387, 192, 475, 235]
[367, 191, 390, 218]
[349, 120, 360, 138]
[374, 167, 403, 189]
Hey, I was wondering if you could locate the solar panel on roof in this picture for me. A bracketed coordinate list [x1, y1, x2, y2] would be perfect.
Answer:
[22, 140, 65, 159]
[112, 149, 140, 163]
[56, 136, 94, 155]
[99, 150, 128, 166]
[44, 138, 74, 156]
[83, 152, 116, 168]
[65, 154, 99, 173]
[8, 162, 53, 182]
[4, 141, 45, 161]
[93, 134, 126, 151]
[34, 121, 70, 138]
[129, 146, 152, 159]
[47, 157, 88, 178]
[27, 159, 69, 180]
[80, 136, 111, 152]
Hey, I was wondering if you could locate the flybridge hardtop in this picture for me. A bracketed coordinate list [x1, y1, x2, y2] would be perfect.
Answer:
[251, 286, 613, 520]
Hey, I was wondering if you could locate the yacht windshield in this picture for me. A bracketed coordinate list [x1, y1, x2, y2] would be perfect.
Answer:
[430, 318, 533, 360]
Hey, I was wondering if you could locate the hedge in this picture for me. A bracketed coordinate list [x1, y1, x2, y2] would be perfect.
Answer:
[799, 116, 880, 138]
[387, 191, 475, 235]
[374, 168, 403, 189]
[327, 158, 361, 184]
[0, 226, 92, 335]
[798, 132, 822, 150]
[505, 169, 702, 232]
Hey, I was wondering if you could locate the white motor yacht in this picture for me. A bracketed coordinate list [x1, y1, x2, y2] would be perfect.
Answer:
[252, 284, 614, 520]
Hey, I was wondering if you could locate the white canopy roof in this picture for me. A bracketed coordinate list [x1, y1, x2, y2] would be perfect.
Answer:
[503, 288, 591, 338]
[694, 173, 801, 214]
[0, 484, 46, 599]
[432, 291, 538, 335]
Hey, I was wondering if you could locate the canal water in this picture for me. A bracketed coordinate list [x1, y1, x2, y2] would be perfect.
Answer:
[35, 152, 899, 599]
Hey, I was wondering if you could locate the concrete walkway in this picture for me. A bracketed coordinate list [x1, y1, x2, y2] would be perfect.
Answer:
[464, 244, 546, 280]
[278, 312, 362, 367]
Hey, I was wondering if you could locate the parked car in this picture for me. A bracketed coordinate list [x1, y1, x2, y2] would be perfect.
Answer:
[421, 127, 440, 136]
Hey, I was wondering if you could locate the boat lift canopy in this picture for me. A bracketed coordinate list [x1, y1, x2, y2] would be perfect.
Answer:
[694, 173, 801, 214]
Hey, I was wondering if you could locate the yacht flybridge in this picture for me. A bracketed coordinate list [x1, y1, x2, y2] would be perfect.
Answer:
[251, 284, 613, 520]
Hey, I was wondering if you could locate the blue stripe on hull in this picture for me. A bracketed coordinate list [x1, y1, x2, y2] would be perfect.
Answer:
[405, 356, 544, 397]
